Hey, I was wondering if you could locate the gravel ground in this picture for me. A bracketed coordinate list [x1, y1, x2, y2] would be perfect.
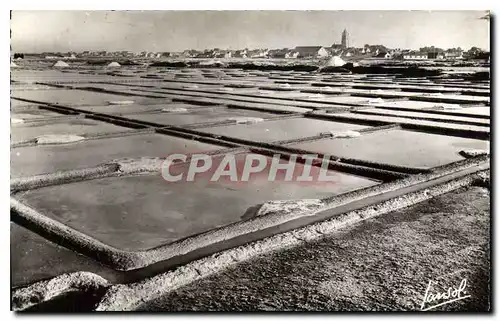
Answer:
[138, 186, 490, 312]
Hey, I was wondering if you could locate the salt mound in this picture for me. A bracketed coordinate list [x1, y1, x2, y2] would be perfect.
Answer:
[107, 61, 121, 68]
[279, 83, 292, 88]
[53, 60, 69, 68]
[433, 104, 463, 110]
[11, 118, 24, 124]
[228, 117, 265, 124]
[443, 104, 463, 110]
[107, 100, 135, 105]
[109, 157, 167, 173]
[309, 93, 325, 98]
[11, 271, 108, 312]
[324, 56, 346, 67]
[36, 134, 85, 144]
[459, 149, 489, 158]
[253, 199, 324, 218]
[367, 98, 385, 104]
[161, 107, 188, 113]
[322, 130, 361, 138]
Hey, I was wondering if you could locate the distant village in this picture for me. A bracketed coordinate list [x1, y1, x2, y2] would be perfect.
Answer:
[12, 29, 490, 62]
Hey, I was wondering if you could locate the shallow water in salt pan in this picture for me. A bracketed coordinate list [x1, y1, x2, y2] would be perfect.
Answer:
[16, 153, 378, 251]
[290, 129, 489, 169]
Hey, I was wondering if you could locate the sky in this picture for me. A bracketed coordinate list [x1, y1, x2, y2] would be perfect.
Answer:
[10, 10, 490, 53]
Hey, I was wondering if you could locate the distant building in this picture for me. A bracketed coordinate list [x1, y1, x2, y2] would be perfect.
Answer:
[375, 51, 392, 59]
[247, 49, 269, 58]
[403, 51, 428, 60]
[330, 45, 344, 57]
[182, 49, 200, 58]
[444, 48, 464, 60]
[233, 49, 248, 58]
[119, 51, 134, 58]
[268, 48, 290, 59]
[285, 51, 299, 59]
[427, 52, 439, 59]
[158, 52, 171, 58]
[169, 52, 182, 58]
[195, 50, 214, 58]
[341, 47, 363, 58]
[326, 47, 340, 56]
[211, 50, 232, 59]
[370, 46, 389, 56]
[294, 46, 330, 58]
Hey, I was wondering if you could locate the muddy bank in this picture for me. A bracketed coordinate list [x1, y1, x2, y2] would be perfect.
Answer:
[459, 71, 490, 81]
[177, 61, 446, 77]
[318, 65, 444, 78]
[375, 60, 489, 68]
[356, 66, 442, 77]
[227, 63, 319, 72]
[149, 61, 189, 68]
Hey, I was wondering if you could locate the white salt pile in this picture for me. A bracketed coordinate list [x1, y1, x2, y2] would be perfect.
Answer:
[11, 118, 24, 124]
[433, 104, 463, 110]
[324, 56, 346, 67]
[228, 117, 265, 124]
[107, 100, 135, 105]
[322, 130, 361, 138]
[254, 199, 325, 217]
[110, 157, 167, 173]
[36, 134, 85, 145]
[161, 107, 188, 113]
[53, 60, 69, 68]
[367, 98, 385, 104]
[309, 93, 325, 98]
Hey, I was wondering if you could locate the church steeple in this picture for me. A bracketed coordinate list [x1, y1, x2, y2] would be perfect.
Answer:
[341, 29, 349, 48]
